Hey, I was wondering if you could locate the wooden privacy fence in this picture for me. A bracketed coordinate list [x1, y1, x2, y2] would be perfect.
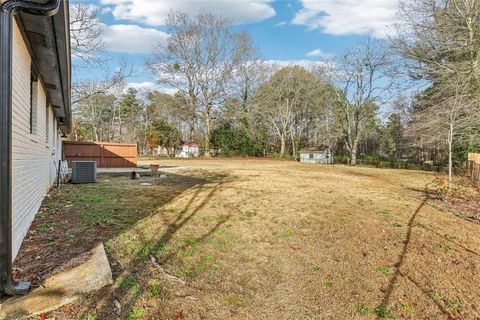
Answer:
[64, 141, 137, 168]
[468, 153, 480, 188]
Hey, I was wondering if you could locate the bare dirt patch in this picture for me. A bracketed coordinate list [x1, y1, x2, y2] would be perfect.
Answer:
[13, 159, 480, 319]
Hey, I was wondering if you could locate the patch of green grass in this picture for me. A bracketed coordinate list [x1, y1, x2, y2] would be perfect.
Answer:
[429, 290, 444, 301]
[79, 210, 109, 226]
[67, 234, 77, 242]
[204, 255, 214, 261]
[413, 222, 426, 228]
[216, 214, 231, 222]
[148, 280, 162, 297]
[176, 266, 196, 279]
[84, 315, 98, 320]
[373, 307, 394, 319]
[354, 303, 370, 315]
[401, 303, 415, 314]
[37, 223, 53, 233]
[117, 276, 141, 294]
[182, 236, 200, 246]
[311, 264, 321, 271]
[376, 267, 393, 276]
[129, 282, 141, 295]
[438, 243, 452, 252]
[224, 293, 243, 308]
[46, 203, 63, 210]
[323, 282, 333, 289]
[447, 300, 463, 312]
[197, 263, 209, 272]
[380, 210, 392, 218]
[127, 308, 144, 320]
[136, 242, 169, 260]
[392, 222, 402, 228]
[280, 230, 294, 238]
[210, 236, 234, 250]
[243, 255, 255, 262]
[443, 233, 457, 241]
[78, 192, 109, 203]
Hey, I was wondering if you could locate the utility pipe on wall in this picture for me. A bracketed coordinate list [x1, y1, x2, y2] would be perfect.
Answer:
[0, 0, 60, 296]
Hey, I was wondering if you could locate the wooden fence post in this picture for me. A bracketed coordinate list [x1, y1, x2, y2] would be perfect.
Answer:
[468, 153, 480, 188]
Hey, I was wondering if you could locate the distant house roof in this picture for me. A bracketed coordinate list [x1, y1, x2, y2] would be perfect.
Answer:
[300, 146, 335, 153]
[18, 0, 71, 131]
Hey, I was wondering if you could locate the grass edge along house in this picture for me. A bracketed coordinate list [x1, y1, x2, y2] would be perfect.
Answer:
[0, 0, 70, 295]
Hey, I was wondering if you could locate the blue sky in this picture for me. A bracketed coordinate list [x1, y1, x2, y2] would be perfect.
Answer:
[74, 0, 399, 93]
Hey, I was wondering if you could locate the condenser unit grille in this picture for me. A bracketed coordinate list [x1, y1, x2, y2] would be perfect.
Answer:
[72, 161, 97, 184]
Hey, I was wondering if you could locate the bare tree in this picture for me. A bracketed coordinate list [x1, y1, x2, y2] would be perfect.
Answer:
[395, 0, 480, 186]
[74, 92, 116, 142]
[148, 11, 254, 156]
[69, 3, 104, 64]
[405, 82, 480, 186]
[69, 4, 131, 108]
[255, 66, 321, 157]
[333, 39, 392, 165]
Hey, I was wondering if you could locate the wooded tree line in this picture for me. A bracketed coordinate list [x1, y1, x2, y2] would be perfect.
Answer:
[70, 1, 480, 176]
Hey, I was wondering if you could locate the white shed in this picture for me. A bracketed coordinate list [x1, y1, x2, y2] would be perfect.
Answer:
[176, 144, 199, 158]
[299, 146, 335, 164]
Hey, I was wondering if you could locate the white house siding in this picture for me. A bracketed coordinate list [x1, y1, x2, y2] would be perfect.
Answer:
[300, 152, 328, 164]
[11, 21, 63, 259]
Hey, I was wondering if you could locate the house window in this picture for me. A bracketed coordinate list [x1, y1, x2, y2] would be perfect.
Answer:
[309, 153, 314, 159]
[29, 66, 38, 135]
[45, 99, 49, 145]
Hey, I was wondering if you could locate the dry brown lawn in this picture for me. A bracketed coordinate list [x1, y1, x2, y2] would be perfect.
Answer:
[17, 159, 480, 320]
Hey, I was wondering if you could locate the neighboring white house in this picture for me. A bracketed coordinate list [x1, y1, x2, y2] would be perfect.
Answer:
[299, 146, 335, 164]
[176, 144, 199, 158]
[1, 0, 71, 262]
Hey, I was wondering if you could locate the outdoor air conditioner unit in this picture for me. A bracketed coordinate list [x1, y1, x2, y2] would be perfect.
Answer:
[71, 161, 97, 184]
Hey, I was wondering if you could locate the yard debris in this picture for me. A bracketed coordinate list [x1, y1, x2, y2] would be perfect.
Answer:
[113, 298, 122, 315]
[150, 255, 186, 285]
[130, 171, 141, 179]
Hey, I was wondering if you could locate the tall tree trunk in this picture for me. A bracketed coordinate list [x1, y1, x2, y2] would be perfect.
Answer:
[204, 114, 211, 157]
[290, 130, 297, 159]
[447, 122, 453, 189]
[280, 135, 286, 157]
[350, 138, 359, 166]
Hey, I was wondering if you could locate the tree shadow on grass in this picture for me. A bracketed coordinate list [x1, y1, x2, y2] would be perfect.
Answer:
[74, 173, 232, 319]
[375, 184, 478, 319]
[374, 196, 448, 317]
[11, 170, 231, 318]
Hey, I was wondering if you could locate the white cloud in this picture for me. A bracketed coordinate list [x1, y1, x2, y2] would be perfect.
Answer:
[259, 59, 336, 73]
[102, 24, 168, 53]
[292, 0, 399, 38]
[275, 21, 287, 27]
[305, 48, 332, 58]
[126, 82, 177, 95]
[100, 0, 275, 26]
[100, 6, 112, 14]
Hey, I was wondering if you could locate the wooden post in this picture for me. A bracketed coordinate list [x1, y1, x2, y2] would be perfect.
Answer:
[468, 153, 480, 188]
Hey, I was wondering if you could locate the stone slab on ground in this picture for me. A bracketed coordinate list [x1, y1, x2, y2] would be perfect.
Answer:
[0, 243, 112, 320]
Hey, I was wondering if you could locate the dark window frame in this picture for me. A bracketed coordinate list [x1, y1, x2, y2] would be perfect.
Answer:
[29, 66, 38, 135]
